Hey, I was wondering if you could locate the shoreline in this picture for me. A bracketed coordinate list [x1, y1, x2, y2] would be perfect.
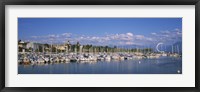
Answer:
[18, 52, 182, 65]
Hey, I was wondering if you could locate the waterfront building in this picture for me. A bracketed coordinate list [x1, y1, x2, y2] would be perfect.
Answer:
[18, 40, 25, 48]
[18, 40, 26, 52]
[56, 45, 65, 52]
[26, 42, 38, 52]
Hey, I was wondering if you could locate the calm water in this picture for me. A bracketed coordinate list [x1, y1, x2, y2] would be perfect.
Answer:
[18, 57, 182, 74]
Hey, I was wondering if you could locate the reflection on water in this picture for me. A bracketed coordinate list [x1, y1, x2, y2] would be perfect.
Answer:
[18, 57, 182, 74]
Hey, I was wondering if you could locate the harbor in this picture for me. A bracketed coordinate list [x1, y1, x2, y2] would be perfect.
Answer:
[18, 40, 181, 65]
[18, 18, 182, 74]
[18, 51, 181, 65]
[18, 40, 182, 74]
[18, 56, 182, 74]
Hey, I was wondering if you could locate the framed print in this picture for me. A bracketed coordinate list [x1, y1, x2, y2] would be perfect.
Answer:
[0, 0, 200, 92]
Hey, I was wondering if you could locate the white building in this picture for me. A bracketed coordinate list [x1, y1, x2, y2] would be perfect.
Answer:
[26, 42, 40, 52]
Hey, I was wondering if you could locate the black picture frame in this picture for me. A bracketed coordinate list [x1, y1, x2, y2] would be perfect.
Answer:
[0, 0, 199, 92]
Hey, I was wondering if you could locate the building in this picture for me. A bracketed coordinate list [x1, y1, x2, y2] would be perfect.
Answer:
[26, 42, 45, 52]
[18, 40, 27, 52]
[56, 45, 65, 51]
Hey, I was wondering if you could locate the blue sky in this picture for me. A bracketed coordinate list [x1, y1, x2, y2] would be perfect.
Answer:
[18, 18, 182, 46]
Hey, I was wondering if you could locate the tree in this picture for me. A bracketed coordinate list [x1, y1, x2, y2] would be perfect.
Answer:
[52, 46, 57, 52]
[28, 47, 33, 52]
[76, 41, 80, 52]
[114, 46, 117, 52]
[105, 46, 108, 52]
[18, 47, 22, 52]
[71, 45, 76, 52]
[44, 43, 50, 48]
[38, 45, 43, 52]
[85, 44, 90, 52]
[18, 40, 21, 43]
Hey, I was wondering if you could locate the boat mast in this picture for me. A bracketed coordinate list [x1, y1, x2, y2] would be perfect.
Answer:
[42, 45, 44, 53]
[56, 44, 58, 54]
[50, 41, 52, 57]
[177, 45, 179, 54]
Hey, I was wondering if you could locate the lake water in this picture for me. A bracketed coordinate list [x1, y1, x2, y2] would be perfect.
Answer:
[18, 57, 182, 74]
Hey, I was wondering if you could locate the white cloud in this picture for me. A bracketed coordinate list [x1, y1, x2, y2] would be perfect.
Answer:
[151, 33, 157, 35]
[31, 36, 39, 38]
[161, 30, 170, 34]
[175, 28, 180, 31]
[126, 32, 133, 37]
[149, 28, 182, 45]
[125, 41, 134, 45]
[135, 35, 144, 40]
[26, 28, 181, 46]
[62, 33, 71, 37]
[108, 32, 134, 41]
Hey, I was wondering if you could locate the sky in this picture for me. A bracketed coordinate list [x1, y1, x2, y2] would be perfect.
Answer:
[18, 18, 182, 47]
